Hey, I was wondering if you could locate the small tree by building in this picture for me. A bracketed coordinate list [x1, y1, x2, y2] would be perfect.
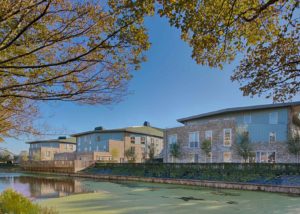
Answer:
[32, 152, 41, 161]
[234, 132, 254, 163]
[148, 143, 155, 162]
[201, 139, 212, 163]
[18, 151, 29, 163]
[111, 148, 119, 161]
[169, 143, 181, 163]
[125, 147, 136, 163]
[287, 131, 300, 163]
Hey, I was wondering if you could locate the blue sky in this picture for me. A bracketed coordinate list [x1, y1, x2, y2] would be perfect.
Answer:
[3, 15, 299, 154]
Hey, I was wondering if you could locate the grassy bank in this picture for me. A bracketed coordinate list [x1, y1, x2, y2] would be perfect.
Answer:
[0, 189, 57, 214]
[0, 163, 21, 172]
[85, 163, 300, 183]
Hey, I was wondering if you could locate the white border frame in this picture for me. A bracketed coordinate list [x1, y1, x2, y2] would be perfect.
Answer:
[223, 128, 232, 147]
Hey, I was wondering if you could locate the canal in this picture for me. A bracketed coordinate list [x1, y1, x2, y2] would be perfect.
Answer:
[0, 172, 300, 214]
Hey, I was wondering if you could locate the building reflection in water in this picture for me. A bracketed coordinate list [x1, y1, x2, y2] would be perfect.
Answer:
[0, 174, 91, 199]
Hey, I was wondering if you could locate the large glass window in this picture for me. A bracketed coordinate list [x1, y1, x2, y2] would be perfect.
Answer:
[269, 112, 278, 124]
[189, 132, 199, 148]
[223, 129, 232, 146]
[205, 130, 212, 142]
[223, 152, 232, 162]
[168, 134, 177, 145]
[260, 152, 268, 163]
[141, 137, 146, 144]
[130, 137, 135, 144]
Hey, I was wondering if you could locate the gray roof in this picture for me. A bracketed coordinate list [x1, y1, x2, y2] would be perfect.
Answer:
[72, 126, 164, 138]
[26, 137, 76, 144]
[177, 101, 300, 123]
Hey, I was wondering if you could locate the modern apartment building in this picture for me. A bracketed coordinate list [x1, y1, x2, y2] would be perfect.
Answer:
[164, 102, 300, 163]
[72, 122, 164, 163]
[27, 137, 76, 161]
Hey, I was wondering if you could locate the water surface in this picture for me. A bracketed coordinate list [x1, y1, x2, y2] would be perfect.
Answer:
[0, 173, 299, 214]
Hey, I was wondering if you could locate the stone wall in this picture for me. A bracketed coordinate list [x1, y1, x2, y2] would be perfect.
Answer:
[164, 119, 296, 163]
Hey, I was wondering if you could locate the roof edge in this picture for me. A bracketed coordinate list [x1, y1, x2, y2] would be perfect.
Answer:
[177, 101, 300, 124]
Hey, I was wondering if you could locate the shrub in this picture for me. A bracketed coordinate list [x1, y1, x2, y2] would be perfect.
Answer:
[0, 189, 58, 214]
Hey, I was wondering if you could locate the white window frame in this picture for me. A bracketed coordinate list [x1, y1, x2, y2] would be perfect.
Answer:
[205, 130, 213, 142]
[189, 131, 199, 148]
[269, 112, 278, 124]
[223, 129, 232, 147]
[269, 132, 276, 144]
[243, 114, 252, 124]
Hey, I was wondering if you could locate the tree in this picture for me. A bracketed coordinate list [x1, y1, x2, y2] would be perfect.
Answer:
[157, 0, 299, 102]
[0, 0, 153, 139]
[32, 152, 41, 161]
[125, 147, 136, 163]
[18, 151, 29, 163]
[110, 148, 119, 161]
[0, 151, 11, 163]
[201, 139, 212, 163]
[148, 143, 155, 161]
[287, 131, 300, 163]
[169, 143, 181, 163]
[234, 132, 254, 163]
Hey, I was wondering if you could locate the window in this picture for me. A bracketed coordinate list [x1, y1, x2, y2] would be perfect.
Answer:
[223, 129, 232, 146]
[130, 137, 135, 144]
[130, 146, 135, 154]
[69, 144, 73, 150]
[256, 151, 276, 163]
[96, 136, 101, 142]
[168, 134, 177, 145]
[255, 152, 261, 163]
[64, 144, 67, 149]
[223, 152, 232, 162]
[189, 132, 199, 148]
[141, 137, 146, 144]
[261, 152, 268, 163]
[46, 151, 50, 157]
[269, 112, 278, 124]
[205, 130, 212, 142]
[194, 154, 199, 163]
[269, 132, 276, 144]
[268, 152, 276, 163]
[244, 114, 252, 124]
[151, 138, 154, 144]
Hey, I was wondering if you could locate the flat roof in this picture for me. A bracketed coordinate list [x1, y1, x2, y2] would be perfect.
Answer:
[26, 137, 76, 144]
[177, 101, 300, 123]
[72, 126, 164, 138]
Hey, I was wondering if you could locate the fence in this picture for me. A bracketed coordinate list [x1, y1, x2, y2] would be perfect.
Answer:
[21, 160, 94, 173]
[90, 163, 300, 182]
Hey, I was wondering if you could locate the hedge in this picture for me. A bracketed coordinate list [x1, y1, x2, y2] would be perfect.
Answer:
[87, 163, 300, 182]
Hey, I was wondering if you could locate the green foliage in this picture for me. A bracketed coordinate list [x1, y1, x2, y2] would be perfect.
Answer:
[287, 131, 300, 163]
[157, 0, 299, 102]
[169, 143, 181, 162]
[125, 148, 136, 163]
[91, 162, 300, 182]
[201, 140, 211, 155]
[201, 139, 212, 163]
[0, 189, 58, 214]
[148, 143, 155, 161]
[234, 132, 254, 162]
